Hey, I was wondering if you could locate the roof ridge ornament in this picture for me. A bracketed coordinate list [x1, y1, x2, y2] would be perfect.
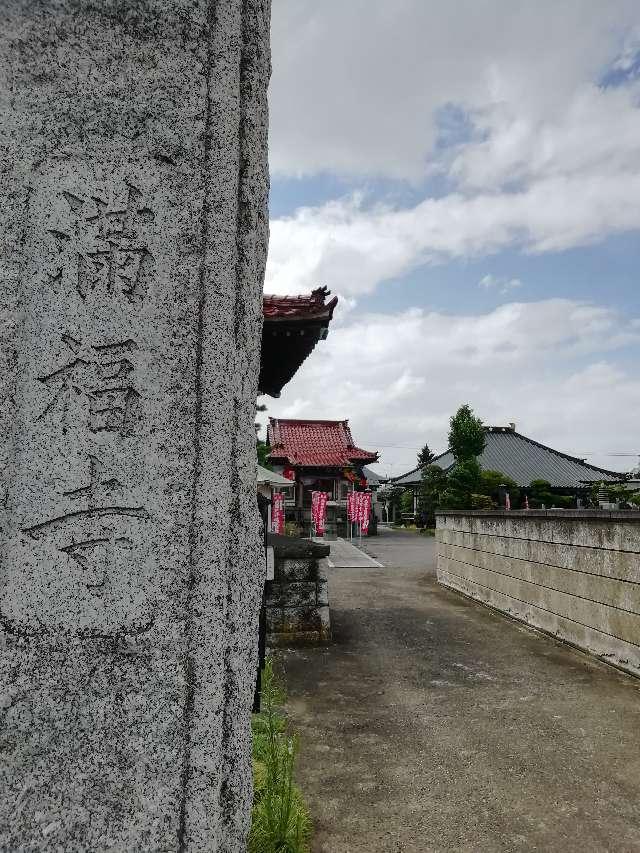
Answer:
[310, 285, 331, 302]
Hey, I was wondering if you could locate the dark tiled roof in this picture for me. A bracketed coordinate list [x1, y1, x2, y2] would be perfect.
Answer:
[259, 287, 338, 397]
[393, 427, 624, 489]
[362, 466, 383, 486]
[267, 418, 378, 468]
[262, 286, 338, 322]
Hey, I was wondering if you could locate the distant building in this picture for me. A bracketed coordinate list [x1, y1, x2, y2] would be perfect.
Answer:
[361, 466, 386, 522]
[256, 288, 338, 531]
[266, 418, 379, 532]
[624, 458, 640, 496]
[391, 423, 625, 508]
[256, 464, 295, 530]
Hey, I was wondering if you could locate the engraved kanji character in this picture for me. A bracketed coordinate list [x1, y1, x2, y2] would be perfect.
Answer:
[44, 183, 154, 304]
[61, 534, 133, 590]
[77, 245, 150, 302]
[85, 184, 143, 239]
[22, 455, 149, 543]
[21, 456, 149, 604]
[63, 455, 124, 509]
[37, 335, 141, 436]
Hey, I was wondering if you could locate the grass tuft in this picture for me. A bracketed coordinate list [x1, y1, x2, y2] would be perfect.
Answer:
[249, 658, 312, 853]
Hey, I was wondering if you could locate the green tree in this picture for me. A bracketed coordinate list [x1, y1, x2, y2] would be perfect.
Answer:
[256, 401, 267, 431]
[607, 483, 638, 506]
[435, 404, 486, 511]
[400, 489, 415, 517]
[380, 485, 403, 522]
[256, 401, 272, 469]
[440, 457, 482, 509]
[417, 442, 434, 469]
[257, 438, 271, 469]
[419, 464, 447, 526]
[448, 404, 486, 463]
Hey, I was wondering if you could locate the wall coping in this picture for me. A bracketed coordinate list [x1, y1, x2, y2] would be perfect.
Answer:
[435, 509, 640, 522]
[267, 533, 331, 558]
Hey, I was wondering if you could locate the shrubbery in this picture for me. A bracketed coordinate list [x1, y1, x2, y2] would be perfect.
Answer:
[439, 457, 482, 509]
[470, 493, 494, 510]
[589, 481, 640, 509]
[478, 470, 520, 507]
[529, 479, 574, 509]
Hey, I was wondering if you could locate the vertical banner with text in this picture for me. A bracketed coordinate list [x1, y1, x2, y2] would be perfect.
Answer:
[311, 490, 329, 535]
[271, 492, 285, 535]
[359, 492, 372, 535]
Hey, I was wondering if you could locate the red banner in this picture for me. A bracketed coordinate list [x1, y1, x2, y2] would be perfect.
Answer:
[311, 490, 329, 535]
[347, 491, 372, 533]
[347, 491, 356, 522]
[318, 492, 328, 535]
[271, 492, 285, 535]
[359, 492, 372, 534]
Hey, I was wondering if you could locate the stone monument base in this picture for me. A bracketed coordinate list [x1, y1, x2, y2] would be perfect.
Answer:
[265, 535, 332, 646]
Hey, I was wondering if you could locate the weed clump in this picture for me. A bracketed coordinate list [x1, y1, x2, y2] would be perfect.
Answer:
[249, 658, 312, 853]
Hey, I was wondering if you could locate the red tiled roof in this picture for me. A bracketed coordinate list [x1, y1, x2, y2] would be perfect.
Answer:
[263, 286, 338, 322]
[267, 418, 378, 467]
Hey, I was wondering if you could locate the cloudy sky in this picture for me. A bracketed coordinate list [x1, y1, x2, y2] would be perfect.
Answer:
[261, 0, 640, 478]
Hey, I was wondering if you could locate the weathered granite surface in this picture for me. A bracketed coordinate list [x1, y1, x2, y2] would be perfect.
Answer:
[0, 2, 270, 850]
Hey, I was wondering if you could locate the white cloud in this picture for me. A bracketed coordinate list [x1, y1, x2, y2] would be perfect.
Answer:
[450, 82, 640, 191]
[264, 3, 640, 475]
[479, 275, 522, 294]
[266, 2, 640, 297]
[270, 0, 640, 181]
[261, 300, 640, 476]
[266, 167, 640, 296]
[611, 26, 640, 74]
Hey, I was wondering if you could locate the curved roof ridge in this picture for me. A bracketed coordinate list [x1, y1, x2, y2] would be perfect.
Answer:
[262, 287, 338, 322]
[270, 417, 348, 425]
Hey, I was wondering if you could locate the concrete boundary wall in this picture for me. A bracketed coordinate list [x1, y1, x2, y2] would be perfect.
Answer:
[436, 511, 640, 678]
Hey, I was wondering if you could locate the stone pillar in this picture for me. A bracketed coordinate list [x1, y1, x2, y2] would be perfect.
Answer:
[0, 2, 270, 850]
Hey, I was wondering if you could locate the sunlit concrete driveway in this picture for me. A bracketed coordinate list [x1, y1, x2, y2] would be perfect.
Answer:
[278, 527, 640, 853]
[322, 536, 383, 569]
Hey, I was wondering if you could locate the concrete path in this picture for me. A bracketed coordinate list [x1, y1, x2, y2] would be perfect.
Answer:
[278, 527, 640, 853]
[320, 536, 384, 569]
